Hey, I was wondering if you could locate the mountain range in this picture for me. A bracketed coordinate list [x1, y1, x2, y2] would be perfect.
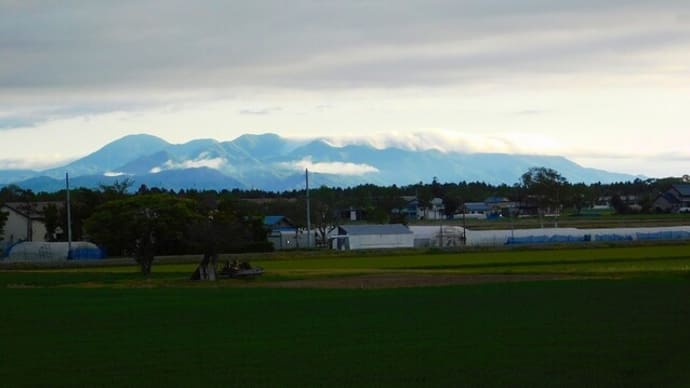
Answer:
[1, 133, 639, 192]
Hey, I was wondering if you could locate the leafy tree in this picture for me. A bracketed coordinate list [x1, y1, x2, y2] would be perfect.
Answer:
[42, 203, 61, 241]
[442, 195, 460, 218]
[195, 197, 270, 253]
[0, 184, 33, 203]
[611, 194, 630, 215]
[99, 178, 134, 201]
[85, 194, 201, 275]
[520, 167, 568, 224]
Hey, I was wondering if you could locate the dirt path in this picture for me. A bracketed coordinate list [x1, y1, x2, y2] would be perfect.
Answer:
[253, 273, 579, 289]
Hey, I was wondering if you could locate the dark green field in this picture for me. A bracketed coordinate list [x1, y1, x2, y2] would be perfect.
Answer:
[2, 244, 690, 387]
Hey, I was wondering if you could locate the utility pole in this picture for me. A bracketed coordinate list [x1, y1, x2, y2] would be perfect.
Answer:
[66, 172, 72, 259]
[462, 201, 467, 245]
[306, 169, 311, 248]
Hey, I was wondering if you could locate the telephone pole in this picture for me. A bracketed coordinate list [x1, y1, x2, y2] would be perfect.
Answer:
[66, 172, 72, 259]
[306, 169, 312, 248]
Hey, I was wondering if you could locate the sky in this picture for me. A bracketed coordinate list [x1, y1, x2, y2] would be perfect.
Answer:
[1, 0, 689, 178]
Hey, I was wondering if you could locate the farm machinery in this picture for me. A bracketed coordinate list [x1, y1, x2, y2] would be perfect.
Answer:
[191, 256, 264, 281]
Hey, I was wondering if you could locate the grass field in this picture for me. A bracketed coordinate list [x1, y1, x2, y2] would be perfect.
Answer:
[1, 243, 690, 387]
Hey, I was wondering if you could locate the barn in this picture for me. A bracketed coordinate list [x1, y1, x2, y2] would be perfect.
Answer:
[329, 224, 414, 250]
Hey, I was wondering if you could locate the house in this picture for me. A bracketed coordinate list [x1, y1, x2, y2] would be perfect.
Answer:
[399, 196, 420, 219]
[328, 224, 414, 250]
[654, 184, 690, 213]
[463, 202, 492, 219]
[401, 196, 446, 220]
[263, 215, 298, 233]
[263, 215, 311, 249]
[1, 202, 60, 247]
[422, 197, 446, 220]
[337, 207, 367, 222]
[460, 196, 516, 219]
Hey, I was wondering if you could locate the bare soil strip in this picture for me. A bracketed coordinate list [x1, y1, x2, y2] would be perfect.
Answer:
[252, 273, 581, 289]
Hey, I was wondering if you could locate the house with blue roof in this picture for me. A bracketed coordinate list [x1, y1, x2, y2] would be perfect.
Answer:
[263, 216, 310, 250]
[263, 215, 298, 232]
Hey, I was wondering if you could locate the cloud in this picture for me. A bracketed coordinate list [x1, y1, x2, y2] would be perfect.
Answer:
[280, 157, 379, 176]
[2, 1, 690, 94]
[0, 155, 76, 170]
[104, 171, 127, 177]
[0, 115, 37, 129]
[2, 1, 689, 179]
[239, 107, 282, 115]
[150, 156, 226, 174]
[322, 130, 565, 155]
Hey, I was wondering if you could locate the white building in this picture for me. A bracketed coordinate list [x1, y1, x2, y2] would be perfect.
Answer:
[329, 224, 414, 250]
[1, 202, 53, 246]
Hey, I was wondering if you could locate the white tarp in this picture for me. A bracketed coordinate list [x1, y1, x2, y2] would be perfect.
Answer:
[409, 226, 467, 248]
[7, 241, 102, 261]
[465, 226, 690, 247]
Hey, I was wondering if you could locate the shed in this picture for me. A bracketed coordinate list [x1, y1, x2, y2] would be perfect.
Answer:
[329, 224, 414, 250]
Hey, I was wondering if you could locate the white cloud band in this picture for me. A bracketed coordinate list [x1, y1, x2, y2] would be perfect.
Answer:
[281, 157, 379, 176]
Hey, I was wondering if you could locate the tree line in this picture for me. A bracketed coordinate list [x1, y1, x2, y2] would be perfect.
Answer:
[1, 170, 686, 262]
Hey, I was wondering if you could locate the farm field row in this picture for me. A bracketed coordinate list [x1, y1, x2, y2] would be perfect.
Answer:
[2, 278, 689, 387]
[2, 243, 689, 386]
[2, 243, 689, 288]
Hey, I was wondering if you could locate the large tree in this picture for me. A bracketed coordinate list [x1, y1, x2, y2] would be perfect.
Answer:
[42, 203, 61, 241]
[85, 194, 201, 275]
[520, 167, 569, 225]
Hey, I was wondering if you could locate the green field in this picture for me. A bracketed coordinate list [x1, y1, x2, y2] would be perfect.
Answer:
[1, 244, 690, 387]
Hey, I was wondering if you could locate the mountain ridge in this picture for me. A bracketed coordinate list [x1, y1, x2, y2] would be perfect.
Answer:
[1, 133, 640, 192]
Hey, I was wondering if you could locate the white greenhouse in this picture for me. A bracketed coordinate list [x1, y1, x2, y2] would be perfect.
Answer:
[6, 241, 104, 262]
[329, 224, 414, 250]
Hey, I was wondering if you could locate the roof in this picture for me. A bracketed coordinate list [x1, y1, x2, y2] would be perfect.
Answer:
[338, 224, 412, 236]
[263, 215, 297, 231]
[464, 202, 491, 212]
[2, 201, 63, 219]
[657, 192, 680, 204]
[485, 195, 510, 204]
[264, 215, 291, 226]
[672, 184, 690, 197]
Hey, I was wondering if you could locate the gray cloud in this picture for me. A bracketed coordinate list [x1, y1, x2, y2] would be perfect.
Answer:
[3, 1, 690, 91]
[0, 116, 36, 129]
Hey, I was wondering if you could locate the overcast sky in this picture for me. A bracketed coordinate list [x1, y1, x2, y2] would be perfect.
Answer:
[2, 0, 689, 178]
